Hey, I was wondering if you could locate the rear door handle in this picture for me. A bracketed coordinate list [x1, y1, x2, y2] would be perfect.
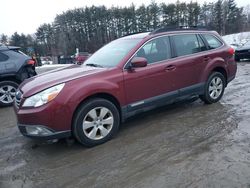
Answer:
[204, 56, 210, 62]
[165, 65, 176, 71]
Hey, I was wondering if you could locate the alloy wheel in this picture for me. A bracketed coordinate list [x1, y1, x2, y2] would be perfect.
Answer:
[82, 107, 114, 140]
[0, 85, 17, 104]
[208, 77, 223, 100]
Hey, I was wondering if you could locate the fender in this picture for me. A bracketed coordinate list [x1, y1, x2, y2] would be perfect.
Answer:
[59, 78, 125, 119]
[199, 57, 228, 83]
[0, 72, 16, 79]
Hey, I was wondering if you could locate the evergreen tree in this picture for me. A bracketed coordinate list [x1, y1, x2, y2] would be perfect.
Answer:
[213, 0, 224, 34]
[0, 34, 8, 45]
[2, 1, 248, 56]
[161, 3, 177, 26]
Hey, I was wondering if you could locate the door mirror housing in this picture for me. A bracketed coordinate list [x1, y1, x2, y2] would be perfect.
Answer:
[130, 57, 147, 68]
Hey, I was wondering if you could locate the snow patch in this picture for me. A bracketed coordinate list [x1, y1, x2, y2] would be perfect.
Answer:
[222, 32, 250, 46]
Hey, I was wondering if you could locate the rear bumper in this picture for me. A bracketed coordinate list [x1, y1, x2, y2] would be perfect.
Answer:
[18, 124, 71, 140]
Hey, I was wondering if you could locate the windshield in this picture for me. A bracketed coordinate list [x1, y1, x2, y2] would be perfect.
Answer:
[83, 38, 142, 68]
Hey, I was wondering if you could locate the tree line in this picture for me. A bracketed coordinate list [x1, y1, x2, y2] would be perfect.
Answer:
[1, 0, 250, 57]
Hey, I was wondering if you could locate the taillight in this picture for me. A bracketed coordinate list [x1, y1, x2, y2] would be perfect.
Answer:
[228, 47, 235, 56]
[27, 59, 35, 66]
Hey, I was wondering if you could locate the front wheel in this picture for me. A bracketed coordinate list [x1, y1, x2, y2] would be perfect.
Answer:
[0, 81, 19, 107]
[200, 72, 226, 104]
[73, 98, 120, 147]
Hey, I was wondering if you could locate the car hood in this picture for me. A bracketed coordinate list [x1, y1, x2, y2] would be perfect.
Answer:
[236, 45, 250, 51]
[20, 65, 106, 97]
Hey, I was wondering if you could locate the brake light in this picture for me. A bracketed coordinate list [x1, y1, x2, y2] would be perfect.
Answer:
[228, 47, 235, 56]
[27, 59, 35, 66]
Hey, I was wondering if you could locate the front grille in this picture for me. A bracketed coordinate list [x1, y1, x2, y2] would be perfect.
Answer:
[15, 90, 23, 108]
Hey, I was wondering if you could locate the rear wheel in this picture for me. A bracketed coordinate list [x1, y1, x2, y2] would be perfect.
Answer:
[0, 81, 19, 107]
[73, 98, 120, 147]
[200, 72, 226, 104]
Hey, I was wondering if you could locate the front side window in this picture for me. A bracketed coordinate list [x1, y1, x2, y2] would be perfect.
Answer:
[202, 34, 223, 49]
[171, 34, 202, 57]
[135, 36, 171, 64]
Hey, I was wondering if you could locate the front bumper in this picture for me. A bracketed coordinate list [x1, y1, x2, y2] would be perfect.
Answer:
[18, 124, 71, 140]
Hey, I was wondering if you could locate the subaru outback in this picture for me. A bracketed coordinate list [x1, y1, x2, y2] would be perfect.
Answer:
[14, 28, 237, 147]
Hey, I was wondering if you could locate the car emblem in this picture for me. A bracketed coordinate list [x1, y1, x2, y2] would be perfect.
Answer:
[15, 90, 22, 99]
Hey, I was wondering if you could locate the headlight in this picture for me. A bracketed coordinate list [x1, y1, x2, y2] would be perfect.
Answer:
[22, 83, 65, 107]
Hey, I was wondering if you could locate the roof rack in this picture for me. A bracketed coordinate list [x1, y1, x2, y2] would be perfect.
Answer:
[150, 25, 208, 35]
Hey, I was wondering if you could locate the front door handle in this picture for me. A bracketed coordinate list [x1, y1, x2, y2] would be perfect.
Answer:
[165, 65, 176, 71]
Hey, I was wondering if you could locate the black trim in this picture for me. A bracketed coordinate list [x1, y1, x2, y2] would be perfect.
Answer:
[227, 75, 235, 84]
[122, 83, 205, 120]
[198, 34, 210, 50]
[179, 83, 204, 96]
[169, 36, 177, 58]
[18, 124, 71, 140]
[0, 73, 17, 79]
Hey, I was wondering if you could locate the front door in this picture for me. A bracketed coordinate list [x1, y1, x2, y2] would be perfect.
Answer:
[123, 36, 177, 111]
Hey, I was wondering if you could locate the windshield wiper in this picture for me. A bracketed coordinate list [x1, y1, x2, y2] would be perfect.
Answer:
[85, 63, 103, 68]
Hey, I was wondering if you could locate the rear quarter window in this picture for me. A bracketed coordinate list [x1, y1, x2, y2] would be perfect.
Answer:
[0, 52, 9, 62]
[202, 34, 223, 49]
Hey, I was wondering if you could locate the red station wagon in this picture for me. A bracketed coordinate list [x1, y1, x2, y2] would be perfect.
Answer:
[14, 28, 237, 147]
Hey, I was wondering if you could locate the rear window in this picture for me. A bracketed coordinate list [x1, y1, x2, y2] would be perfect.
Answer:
[0, 52, 9, 62]
[16, 50, 28, 56]
[202, 34, 223, 49]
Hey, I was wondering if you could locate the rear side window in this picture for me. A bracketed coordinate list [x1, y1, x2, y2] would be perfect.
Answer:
[202, 34, 223, 49]
[171, 34, 203, 57]
[135, 36, 171, 64]
[0, 52, 9, 62]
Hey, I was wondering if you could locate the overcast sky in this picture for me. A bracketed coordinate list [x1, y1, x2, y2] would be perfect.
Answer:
[0, 0, 249, 36]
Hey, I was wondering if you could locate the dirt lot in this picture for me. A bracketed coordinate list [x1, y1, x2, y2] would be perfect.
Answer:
[1, 62, 250, 188]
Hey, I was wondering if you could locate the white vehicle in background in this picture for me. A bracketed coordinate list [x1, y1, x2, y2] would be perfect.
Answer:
[230, 43, 240, 49]
[41, 56, 53, 65]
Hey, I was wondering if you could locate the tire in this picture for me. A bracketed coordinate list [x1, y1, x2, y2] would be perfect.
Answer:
[200, 72, 226, 104]
[73, 98, 120, 147]
[0, 81, 19, 107]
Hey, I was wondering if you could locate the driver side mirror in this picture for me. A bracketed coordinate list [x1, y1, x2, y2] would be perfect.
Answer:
[130, 57, 147, 68]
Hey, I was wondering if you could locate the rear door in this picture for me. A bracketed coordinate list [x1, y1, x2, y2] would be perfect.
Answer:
[169, 34, 208, 94]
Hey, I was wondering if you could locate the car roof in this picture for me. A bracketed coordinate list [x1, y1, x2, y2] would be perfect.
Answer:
[0, 45, 20, 51]
[155, 30, 217, 37]
[120, 32, 150, 40]
[119, 29, 218, 41]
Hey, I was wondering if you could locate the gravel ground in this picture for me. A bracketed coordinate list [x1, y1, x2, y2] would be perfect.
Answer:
[0, 62, 250, 188]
